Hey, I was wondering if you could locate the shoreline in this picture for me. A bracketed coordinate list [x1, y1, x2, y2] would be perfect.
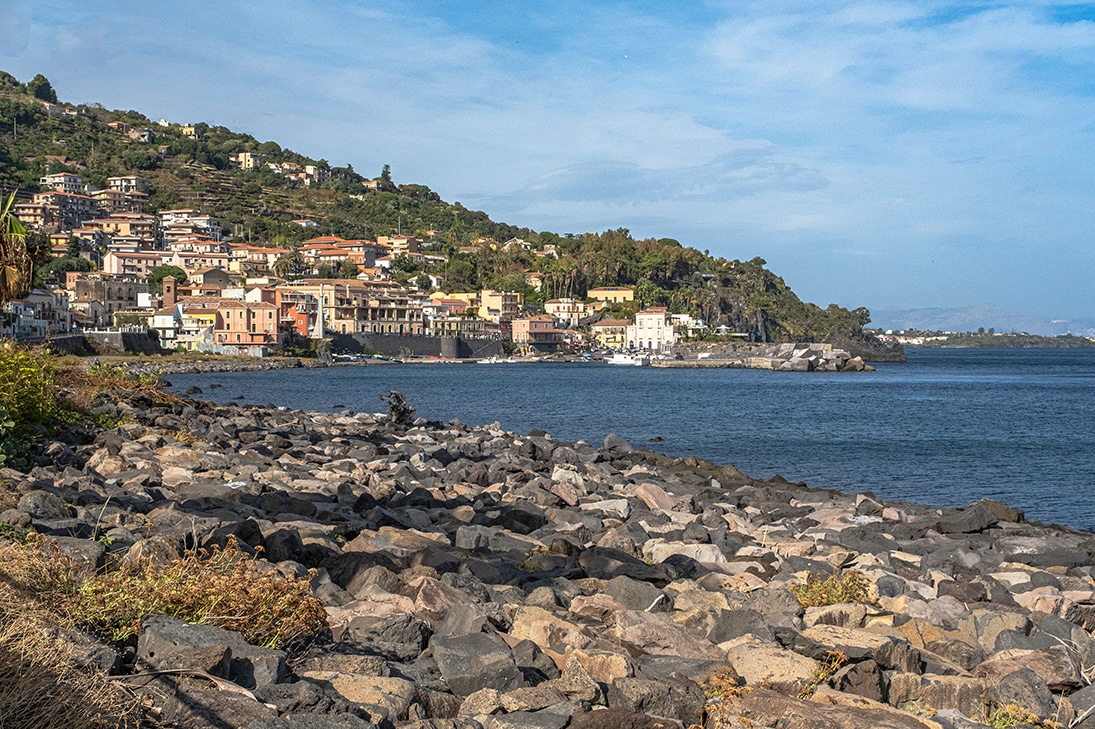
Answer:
[5, 387, 1095, 727]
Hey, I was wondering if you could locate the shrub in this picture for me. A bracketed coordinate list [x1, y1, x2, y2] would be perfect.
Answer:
[0, 346, 183, 468]
[789, 570, 871, 608]
[983, 704, 1063, 729]
[798, 649, 849, 699]
[0, 343, 66, 466]
[72, 538, 328, 649]
[0, 535, 328, 651]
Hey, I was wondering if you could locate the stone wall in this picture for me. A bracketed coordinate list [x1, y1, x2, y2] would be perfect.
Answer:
[330, 333, 504, 359]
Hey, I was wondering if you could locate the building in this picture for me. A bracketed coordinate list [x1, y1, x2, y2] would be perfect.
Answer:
[0, 289, 73, 339]
[587, 286, 635, 305]
[102, 250, 168, 278]
[627, 307, 677, 353]
[13, 201, 57, 230]
[544, 298, 588, 327]
[159, 209, 222, 243]
[107, 175, 150, 193]
[591, 319, 630, 350]
[512, 314, 564, 353]
[84, 213, 158, 242]
[427, 315, 494, 339]
[39, 172, 84, 194]
[213, 300, 280, 351]
[478, 289, 523, 322]
[187, 267, 235, 290]
[279, 280, 425, 336]
[30, 191, 95, 229]
[231, 152, 261, 170]
[227, 243, 290, 275]
[276, 289, 320, 338]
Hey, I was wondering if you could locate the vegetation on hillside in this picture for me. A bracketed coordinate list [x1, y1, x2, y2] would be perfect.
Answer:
[0, 70, 880, 343]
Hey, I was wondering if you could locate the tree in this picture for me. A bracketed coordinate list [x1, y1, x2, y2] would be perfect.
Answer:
[26, 74, 57, 103]
[33, 256, 93, 288]
[147, 265, 188, 294]
[273, 250, 304, 279]
[316, 263, 333, 279]
[338, 258, 359, 278]
[0, 193, 32, 302]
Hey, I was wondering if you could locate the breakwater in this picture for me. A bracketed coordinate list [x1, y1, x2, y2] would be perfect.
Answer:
[4, 387, 1095, 728]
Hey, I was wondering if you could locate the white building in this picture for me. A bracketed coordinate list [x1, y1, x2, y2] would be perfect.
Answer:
[39, 172, 84, 194]
[626, 307, 677, 354]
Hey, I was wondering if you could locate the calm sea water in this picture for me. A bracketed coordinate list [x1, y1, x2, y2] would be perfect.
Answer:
[164, 348, 1095, 531]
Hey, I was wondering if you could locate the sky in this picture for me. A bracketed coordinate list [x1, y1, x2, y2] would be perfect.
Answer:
[2, 0, 1094, 322]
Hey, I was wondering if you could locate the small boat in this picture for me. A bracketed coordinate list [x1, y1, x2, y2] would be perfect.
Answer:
[606, 353, 651, 366]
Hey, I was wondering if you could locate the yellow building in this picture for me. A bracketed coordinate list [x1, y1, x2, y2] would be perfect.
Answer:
[478, 289, 523, 322]
[591, 319, 630, 350]
[587, 286, 634, 304]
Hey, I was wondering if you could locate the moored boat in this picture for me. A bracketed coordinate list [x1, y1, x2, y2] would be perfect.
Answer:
[606, 352, 651, 366]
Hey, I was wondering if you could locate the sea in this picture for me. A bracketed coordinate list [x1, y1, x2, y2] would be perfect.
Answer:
[163, 348, 1095, 532]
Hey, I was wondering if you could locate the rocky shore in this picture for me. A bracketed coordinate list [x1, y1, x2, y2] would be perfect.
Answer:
[4, 389, 1095, 729]
[666, 342, 877, 372]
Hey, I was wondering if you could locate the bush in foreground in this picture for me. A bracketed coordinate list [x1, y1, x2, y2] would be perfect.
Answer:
[0, 532, 328, 726]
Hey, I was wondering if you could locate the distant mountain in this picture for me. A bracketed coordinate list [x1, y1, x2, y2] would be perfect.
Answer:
[870, 305, 1095, 337]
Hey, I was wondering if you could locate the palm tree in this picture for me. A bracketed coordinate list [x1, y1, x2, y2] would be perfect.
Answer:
[0, 192, 32, 303]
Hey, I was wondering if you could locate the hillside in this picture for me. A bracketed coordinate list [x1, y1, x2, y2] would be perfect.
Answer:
[1, 70, 889, 348]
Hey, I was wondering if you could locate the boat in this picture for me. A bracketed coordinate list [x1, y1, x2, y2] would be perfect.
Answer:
[606, 352, 651, 366]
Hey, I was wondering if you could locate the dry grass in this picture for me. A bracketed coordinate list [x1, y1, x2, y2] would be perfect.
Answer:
[60, 362, 183, 411]
[798, 649, 849, 699]
[0, 540, 140, 728]
[0, 534, 329, 727]
[691, 669, 753, 729]
[982, 703, 1063, 729]
[74, 538, 328, 649]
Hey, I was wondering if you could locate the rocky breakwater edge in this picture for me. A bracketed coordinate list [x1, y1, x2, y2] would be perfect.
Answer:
[5, 391, 1095, 729]
[668, 342, 881, 372]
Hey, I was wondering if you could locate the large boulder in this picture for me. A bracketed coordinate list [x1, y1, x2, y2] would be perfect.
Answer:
[137, 613, 286, 690]
[431, 632, 525, 697]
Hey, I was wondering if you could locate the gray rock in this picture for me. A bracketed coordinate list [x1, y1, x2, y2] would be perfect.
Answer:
[577, 547, 669, 585]
[994, 668, 1068, 723]
[343, 613, 431, 661]
[934, 502, 999, 534]
[606, 676, 705, 725]
[137, 613, 286, 690]
[431, 633, 525, 697]
[602, 576, 668, 613]
[708, 608, 775, 643]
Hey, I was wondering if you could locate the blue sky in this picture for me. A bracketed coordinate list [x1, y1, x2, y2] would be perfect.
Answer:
[3, 1, 1094, 321]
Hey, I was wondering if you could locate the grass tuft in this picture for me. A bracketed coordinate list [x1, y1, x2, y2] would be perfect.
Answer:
[789, 570, 871, 608]
[982, 703, 1063, 729]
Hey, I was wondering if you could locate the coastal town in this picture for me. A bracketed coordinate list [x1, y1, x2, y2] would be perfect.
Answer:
[3, 171, 713, 358]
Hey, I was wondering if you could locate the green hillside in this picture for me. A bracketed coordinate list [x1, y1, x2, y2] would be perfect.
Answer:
[0, 70, 887, 347]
